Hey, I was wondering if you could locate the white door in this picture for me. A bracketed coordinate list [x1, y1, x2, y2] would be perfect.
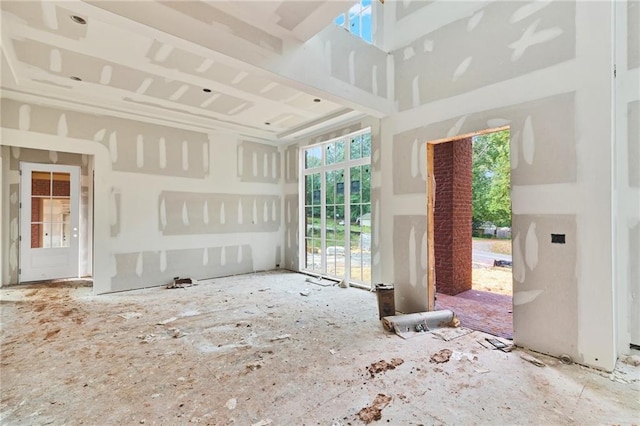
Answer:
[19, 162, 80, 282]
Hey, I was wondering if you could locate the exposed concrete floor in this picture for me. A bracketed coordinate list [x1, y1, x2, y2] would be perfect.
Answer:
[1, 271, 638, 425]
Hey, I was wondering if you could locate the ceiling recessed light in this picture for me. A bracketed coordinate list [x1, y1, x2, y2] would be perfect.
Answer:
[70, 76, 82, 81]
[313, 98, 321, 103]
[264, 122, 271, 126]
[203, 88, 212, 93]
[70, 15, 87, 25]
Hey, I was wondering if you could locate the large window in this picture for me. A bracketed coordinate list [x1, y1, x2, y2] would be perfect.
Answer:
[334, 0, 373, 43]
[300, 129, 372, 286]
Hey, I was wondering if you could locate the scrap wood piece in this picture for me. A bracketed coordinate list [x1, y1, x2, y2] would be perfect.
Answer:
[366, 358, 404, 378]
[270, 334, 291, 342]
[167, 277, 197, 289]
[486, 337, 515, 352]
[431, 327, 473, 341]
[357, 394, 392, 424]
[430, 349, 452, 364]
[520, 352, 546, 367]
[305, 276, 334, 287]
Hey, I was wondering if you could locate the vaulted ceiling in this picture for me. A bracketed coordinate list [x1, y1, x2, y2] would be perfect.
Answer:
[1, 1, 363, 142]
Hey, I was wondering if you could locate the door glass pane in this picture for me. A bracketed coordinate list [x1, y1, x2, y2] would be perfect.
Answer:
[31, 171, 51, 196]
[52, 172, 71, 196]
[31, 171, 51, 248]
[31, 224, 43, 248]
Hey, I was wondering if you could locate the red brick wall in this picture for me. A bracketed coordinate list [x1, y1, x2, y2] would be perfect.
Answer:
[434, 138, 472, 295]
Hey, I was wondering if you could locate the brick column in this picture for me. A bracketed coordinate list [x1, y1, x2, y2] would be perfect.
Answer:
[433, 138, 472, 295]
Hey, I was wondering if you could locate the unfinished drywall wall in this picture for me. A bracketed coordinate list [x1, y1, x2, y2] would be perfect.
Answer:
[379, 0, 616, 370]
[614, 0, 640, 352]
[1, 99, 210, 178]
[1, 99, 283, 293]
[238, 140, 281, 183]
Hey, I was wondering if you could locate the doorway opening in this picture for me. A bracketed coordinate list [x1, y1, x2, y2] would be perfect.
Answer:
[299, 129, 372, 288]
[427, 127, 513, 339]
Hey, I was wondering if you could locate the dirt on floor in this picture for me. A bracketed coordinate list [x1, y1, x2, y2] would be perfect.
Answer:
[1, 271, 638, 425]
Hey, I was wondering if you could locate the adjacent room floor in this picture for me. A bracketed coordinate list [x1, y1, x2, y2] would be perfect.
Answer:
[1, 271, 638, 425]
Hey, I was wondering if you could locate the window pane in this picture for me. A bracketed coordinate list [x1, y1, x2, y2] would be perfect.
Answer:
[305, 175, 313, 205]
[350, 136, 362, 160]
[362, 166, 371, 203]
[325, 170, 335, 205]
[335, 141, 345, 163]
[305, 146, 322, 169]
[326, 143, 335, 165]
[362, 134, 372, 158]
[360, 11, 372, 43]
[350, 14, 361, 37]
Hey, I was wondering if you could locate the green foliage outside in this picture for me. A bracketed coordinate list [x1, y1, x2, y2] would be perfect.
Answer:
[472, 130, 511, 228]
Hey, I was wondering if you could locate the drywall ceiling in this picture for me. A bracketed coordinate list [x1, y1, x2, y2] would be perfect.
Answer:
[0, 0, 358, 142]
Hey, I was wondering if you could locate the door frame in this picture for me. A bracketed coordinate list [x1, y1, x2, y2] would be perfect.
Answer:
[19, 161, 81, 283]
[426, 126, 510, 310]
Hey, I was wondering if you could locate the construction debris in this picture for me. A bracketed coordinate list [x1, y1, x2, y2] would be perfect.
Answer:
[623, 355, 640, 367]
[382, 310, 458, 339]
[168, 328, 185, 338]
[367, 358, 404, 377]
[452, 351, 477, 362]
[118, 312, 142, 320]
[157, 317, 177, 325]
[485, 338, 514, 352]
[520, 352, 546, 367]
[493, 260, 512, 268]
[300, 288, 311, 297]
[225, 398, 237, 410]
[270, 334, 291, 342]
[167, 277, 197, 289]
[137, 334, 156, 344]
[431, 327, 473, 341]
[430, 349, 452, 364]
[246, 362, 263, 371]
[305, 277, 334, 287]
[357, 394, 392, 424]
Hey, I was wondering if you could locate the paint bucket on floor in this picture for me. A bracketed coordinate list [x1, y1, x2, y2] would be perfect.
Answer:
[375, 283, 395, 320]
